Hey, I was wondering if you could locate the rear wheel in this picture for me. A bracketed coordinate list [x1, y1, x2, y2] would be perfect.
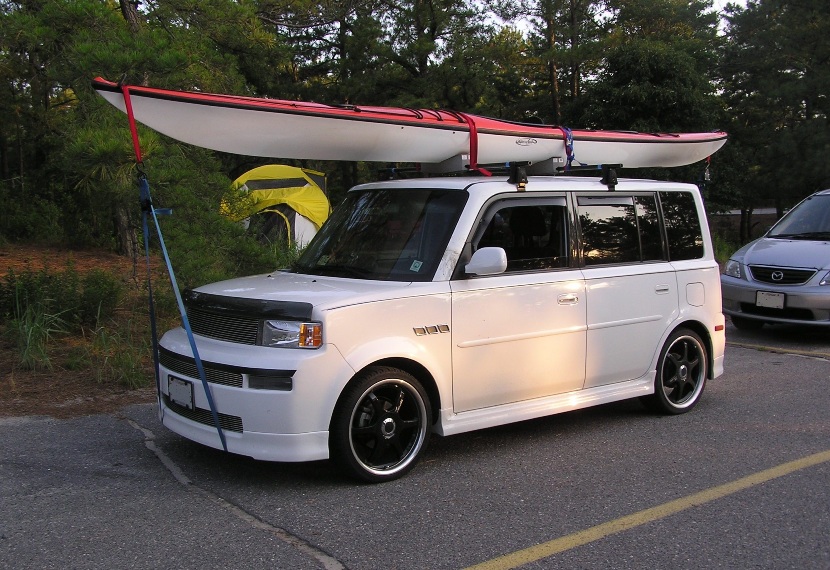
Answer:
[642, 328, 707, 414]
[329, 367, 431, 483]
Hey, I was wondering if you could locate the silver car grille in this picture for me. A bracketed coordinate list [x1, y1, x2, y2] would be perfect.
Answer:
[748, 265, 816, 285]
[187, 306, 260, 345]
[162, 394, 244, 432]
[159, 349, 243, 388]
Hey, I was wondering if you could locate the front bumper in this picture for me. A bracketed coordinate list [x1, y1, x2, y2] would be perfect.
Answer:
[721, 276, 830, 326]
[156, 327, 355, 461]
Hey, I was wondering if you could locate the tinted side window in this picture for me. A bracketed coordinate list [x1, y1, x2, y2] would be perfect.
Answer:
[578, 194, 664, 265]
[476, 199, 569, 272]
[659, 191, 704, 261]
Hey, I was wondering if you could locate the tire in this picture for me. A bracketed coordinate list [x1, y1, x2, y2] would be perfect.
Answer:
[730, 315, 764, 331]
[642, 328, 707, 415]
[329, 366, 431, 483]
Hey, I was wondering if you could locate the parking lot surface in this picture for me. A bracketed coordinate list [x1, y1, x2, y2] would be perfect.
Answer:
[2, 336, 829, 569]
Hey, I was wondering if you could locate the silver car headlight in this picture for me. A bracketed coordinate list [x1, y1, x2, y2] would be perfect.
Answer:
[724, 259, 742, 279]
[261, 320, 322, 349]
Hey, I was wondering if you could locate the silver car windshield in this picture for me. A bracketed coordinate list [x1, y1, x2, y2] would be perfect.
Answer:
[294, 188, 468, 281]
[767, 194, 830, 240]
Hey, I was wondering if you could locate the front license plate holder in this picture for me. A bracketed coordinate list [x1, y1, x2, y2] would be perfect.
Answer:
[756, 291, 785, 309]
[168, 375, 194, 410]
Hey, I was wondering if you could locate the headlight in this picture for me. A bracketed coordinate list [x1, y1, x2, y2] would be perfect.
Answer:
[724, 259, 742, 279]
[261, 320, 322, 349]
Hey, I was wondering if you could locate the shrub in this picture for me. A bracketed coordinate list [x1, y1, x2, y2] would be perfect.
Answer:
[80, 269, 123, 326]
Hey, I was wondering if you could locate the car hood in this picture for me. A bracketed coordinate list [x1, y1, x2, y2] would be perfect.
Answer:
[735, 237, 830, 270]
[192, 271, 424, 311]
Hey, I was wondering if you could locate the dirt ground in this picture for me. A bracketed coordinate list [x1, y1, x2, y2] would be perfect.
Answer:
[0, 244, 157, 418]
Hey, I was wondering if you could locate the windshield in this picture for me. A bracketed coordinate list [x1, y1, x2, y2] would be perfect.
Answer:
[768, 194, 830, 240]
[294, 188, 468, 281]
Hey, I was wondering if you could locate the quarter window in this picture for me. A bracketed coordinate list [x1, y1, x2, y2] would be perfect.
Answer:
[659, 191, 704, 260]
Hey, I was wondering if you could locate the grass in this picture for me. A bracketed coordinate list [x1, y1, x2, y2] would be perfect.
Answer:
[7, 295, 67, 371]
[712, 232, 738, 266]
[1, 262, 152, 386]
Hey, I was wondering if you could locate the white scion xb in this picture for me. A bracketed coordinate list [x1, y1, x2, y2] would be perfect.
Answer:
[158, 174, 725, 482]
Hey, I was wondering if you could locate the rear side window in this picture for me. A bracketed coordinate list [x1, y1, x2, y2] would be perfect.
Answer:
[659, 191, 704, 260]
[578, 194, 664, 265]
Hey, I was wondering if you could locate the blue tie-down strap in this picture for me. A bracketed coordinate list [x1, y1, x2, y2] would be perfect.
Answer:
[138, 175, 228, 452]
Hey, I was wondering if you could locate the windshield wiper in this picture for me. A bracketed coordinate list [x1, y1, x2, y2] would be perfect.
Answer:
[300, 264, 374, 278]
[770, 231, 830, 240]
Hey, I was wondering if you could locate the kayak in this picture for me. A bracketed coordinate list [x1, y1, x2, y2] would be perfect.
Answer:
[93, 77, 727, 168]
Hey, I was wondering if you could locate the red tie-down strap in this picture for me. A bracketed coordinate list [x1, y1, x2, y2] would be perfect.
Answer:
[457, 112, 492, 176]
[119, 84, 144, 164]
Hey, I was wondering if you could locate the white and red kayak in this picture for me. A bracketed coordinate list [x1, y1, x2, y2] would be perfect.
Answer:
[94, 77, 727, 168]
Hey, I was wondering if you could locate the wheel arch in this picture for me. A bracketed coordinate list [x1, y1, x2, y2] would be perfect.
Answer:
[350, 358, 442, 426]
[668, 319, 715, 378]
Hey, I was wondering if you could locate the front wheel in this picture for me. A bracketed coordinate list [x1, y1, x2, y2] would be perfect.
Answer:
[642, 328, 708, 415]
[329, 367, 431, 483]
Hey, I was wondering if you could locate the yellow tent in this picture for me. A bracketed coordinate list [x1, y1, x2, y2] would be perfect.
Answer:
[224, 165, 330, 246]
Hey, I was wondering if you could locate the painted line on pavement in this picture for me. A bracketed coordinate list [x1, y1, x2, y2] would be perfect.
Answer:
[463, 449, 830, 570]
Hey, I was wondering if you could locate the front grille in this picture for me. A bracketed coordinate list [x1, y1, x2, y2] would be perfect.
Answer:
[159, 350, 243, 388]
[749, 265, 816, 285]
[187, 306, 260, 345]
[163, 394, 244, 432]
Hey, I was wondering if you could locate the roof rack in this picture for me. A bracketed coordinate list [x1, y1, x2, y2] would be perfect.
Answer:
[375, 158, 623, 191]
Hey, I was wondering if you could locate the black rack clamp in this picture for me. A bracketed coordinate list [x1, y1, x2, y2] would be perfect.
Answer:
[508, 162, 530, 191]
[601, 164, 620, 191]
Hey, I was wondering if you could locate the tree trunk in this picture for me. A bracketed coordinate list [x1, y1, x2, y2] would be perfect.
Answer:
[113, 205, 137, 257]
[546, 18, 562, 124]
[119, 0, 141, 34]
[116, 0, 142, 256]
[740, 207, 753, 244]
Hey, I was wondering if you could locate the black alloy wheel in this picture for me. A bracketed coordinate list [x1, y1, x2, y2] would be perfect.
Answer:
[643, 328, 708, 414]
[330, 367, 431, 483]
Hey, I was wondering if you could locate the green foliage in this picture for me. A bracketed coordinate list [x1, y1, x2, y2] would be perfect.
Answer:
[5, 290, 67, 371]
[80, 269, 123, 326]
[1, 0, 827, 288]
[85, 319, 151, 389]
[717, 0, 830, 241]
[0, 264, 123, 329]
[711, 232, 738, 266]
[578, 0, 721, 131]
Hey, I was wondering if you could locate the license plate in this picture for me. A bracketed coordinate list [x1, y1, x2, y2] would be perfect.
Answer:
[756, 291, 785, 309]
[168, 375, 194, 410]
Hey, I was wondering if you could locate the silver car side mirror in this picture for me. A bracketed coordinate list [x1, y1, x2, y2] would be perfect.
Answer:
[465, 247, 508, 276]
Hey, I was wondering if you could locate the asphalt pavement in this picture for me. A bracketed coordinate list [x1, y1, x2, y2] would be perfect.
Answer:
[2, 328, 829, 569]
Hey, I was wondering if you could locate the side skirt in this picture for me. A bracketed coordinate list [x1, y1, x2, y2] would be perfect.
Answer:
[436, 374, 655, 437]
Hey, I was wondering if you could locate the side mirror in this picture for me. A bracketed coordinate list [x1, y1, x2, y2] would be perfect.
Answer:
[465, 247, 507, 276]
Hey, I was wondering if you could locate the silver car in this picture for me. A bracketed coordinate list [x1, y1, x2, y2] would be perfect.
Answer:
[721, 189, 830, 329]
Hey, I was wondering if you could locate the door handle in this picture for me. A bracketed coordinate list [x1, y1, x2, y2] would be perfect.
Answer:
[656, 284, 670, 294]
[558, 293, 579, 305]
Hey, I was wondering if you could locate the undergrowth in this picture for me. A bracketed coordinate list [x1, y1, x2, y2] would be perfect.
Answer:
[0, 262, 149, 385]
[1, 238, 299, 389]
